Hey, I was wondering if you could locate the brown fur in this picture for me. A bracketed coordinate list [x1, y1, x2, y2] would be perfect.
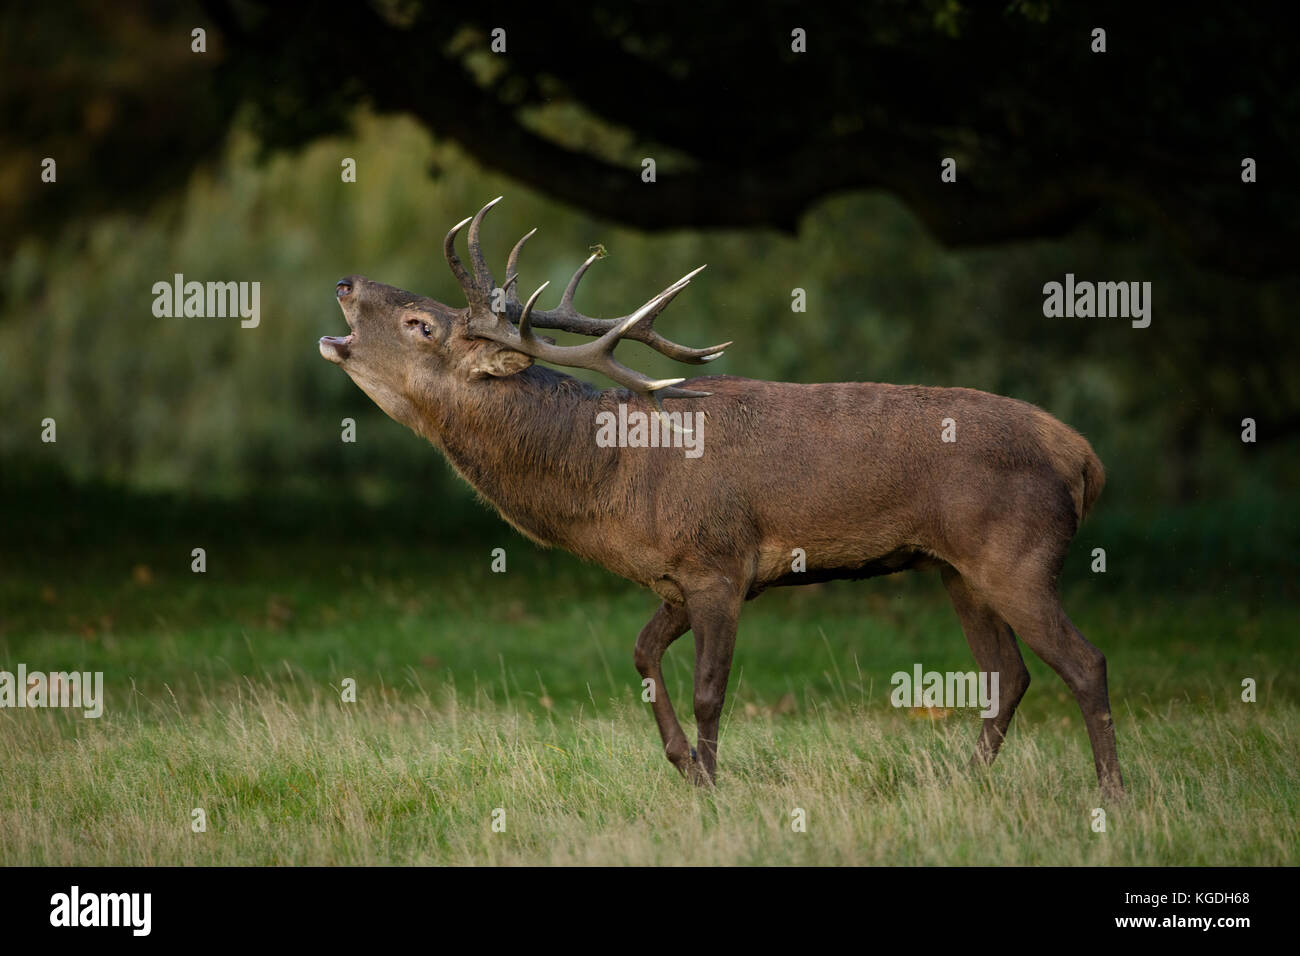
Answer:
[321, 270, 1124, 797]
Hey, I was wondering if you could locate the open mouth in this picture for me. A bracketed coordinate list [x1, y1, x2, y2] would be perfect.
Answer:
[319, 331, 354, 362]
[322, 280, 358, 362]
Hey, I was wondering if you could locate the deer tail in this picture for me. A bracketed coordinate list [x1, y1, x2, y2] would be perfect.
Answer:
[1073, 441, 1105, 524]
[1033, 411, 1106, 525]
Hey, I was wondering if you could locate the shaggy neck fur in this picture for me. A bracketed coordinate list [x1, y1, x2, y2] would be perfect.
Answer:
[411, 365, 623, 548]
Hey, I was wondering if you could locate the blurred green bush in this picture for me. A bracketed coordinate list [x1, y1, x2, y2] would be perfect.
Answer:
[1, 111, 1295, 518]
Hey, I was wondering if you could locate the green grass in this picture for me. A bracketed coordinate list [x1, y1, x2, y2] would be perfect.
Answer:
[0, 484, 1297, 865]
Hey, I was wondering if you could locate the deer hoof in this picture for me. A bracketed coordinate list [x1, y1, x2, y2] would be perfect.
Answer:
[686, 753, 716, 788]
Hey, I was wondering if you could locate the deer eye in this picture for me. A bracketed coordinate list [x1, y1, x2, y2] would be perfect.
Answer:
[407, 318, 433, 338]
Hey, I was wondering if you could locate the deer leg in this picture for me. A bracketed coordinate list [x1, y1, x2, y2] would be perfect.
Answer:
[941, 566, 1030, 767]
[685, 581, 744, 786]
[633, 602, 695, 776]
[976, 574, 1125, 798]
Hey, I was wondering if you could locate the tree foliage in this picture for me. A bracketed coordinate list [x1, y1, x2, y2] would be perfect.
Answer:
[2, 2, 1295, 275]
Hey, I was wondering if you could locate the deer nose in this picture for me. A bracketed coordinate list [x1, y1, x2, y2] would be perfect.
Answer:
[336, 279, 354, 299]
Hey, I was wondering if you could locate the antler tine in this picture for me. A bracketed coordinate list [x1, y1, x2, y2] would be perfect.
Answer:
[491, 216, 726, 366]
[443, 215, 475, 303]
[466, 196, 503, 302]
[623, 272, 732, 363]
[556, 253, 599, 315]
[471, 279, 713, 402]
[504, 228, 537, 308]
[517, 280, 549, 344]
[526, 264, 730, 365]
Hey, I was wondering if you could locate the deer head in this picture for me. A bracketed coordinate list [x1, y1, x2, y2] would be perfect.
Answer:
[319, 196, 730, 432]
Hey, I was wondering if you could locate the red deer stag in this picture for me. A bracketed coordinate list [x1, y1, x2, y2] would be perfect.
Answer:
[319, 197, 1124, 797]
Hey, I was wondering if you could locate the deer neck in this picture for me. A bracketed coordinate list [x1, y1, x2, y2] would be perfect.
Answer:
[415, 366, 617, 548]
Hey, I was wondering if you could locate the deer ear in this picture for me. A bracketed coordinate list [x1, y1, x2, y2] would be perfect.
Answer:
[470, 344, 534, 379]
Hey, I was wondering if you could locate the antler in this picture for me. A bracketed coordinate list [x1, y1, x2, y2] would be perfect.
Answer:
[445, 197, 730, 402]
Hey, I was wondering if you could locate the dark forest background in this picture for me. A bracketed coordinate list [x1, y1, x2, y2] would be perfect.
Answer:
[1, 1, 1296, 591]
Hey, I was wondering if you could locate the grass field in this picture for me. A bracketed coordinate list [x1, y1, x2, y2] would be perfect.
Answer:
[1, 480, 1297, 865]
